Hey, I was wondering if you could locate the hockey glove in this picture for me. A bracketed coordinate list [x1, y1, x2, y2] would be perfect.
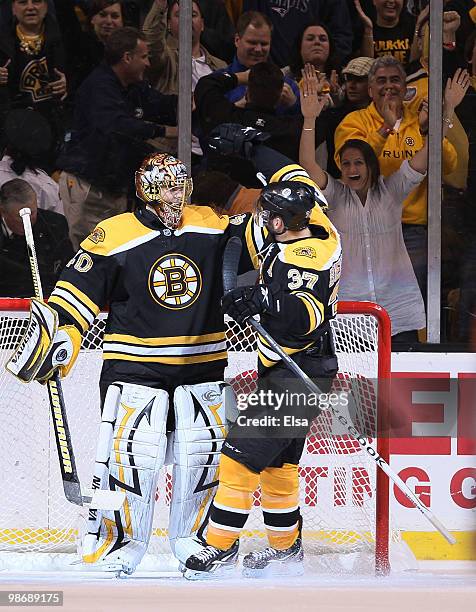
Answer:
[208, 123, 270, 159]
[221, 284, 281, 325]
[5, 299, 81, 384]
[35, 325, 82, 382]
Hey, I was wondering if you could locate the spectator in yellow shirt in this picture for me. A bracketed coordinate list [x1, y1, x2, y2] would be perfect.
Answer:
[334, 55, 458, 299]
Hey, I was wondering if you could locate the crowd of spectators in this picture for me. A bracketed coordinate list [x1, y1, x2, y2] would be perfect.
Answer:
[0, 0, 475, 348]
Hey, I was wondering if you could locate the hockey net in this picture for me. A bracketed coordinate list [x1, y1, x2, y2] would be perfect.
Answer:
[0, 299, 397, 573]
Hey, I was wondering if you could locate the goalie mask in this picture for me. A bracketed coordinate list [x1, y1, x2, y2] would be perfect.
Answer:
[135, 153, 193, 229]
[254, 181, 314, 234]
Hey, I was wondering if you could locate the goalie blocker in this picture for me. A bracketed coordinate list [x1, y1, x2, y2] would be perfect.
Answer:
[6, 299, 81, 383]
[82, 380, 228, 574]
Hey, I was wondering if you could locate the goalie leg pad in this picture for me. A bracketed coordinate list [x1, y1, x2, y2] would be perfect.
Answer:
[169, 381, 227, 564]
[82, 382, 168, 574]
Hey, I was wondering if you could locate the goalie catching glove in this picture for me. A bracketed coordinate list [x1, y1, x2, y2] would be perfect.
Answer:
[6, 299, 81, 383]
[221, 284, 281, 325]
[208, 123, 270, 159]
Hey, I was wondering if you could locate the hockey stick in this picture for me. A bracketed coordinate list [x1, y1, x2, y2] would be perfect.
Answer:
[18, 208, 124, 511]
[223, 236, 456, 545]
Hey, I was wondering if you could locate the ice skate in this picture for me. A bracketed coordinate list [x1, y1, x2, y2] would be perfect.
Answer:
[183, 541, 239, 580]
[242, 536, 304, 578]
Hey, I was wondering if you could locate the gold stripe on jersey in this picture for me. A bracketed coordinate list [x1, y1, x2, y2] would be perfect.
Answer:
[270, 163, 315, 187]
[102, 351, 228, 365]
[310, 207, 340, 238]
[245, 216, 265, 269]
[281, 237, 341, 271]
[103, 338, 226, 359]
[257, 335, 313, 368]
[104, 331, 226, 346]
[49, 281, 100, 333]
[48, 295, 89, 333]
[55, 281, 100, 317]
[292, 291, 324, 335]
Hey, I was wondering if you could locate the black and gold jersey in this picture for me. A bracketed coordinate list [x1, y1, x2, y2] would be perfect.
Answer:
[251, 155, 341, 374]
[48, 205, 259, 388]
[257, 220, 341, 373]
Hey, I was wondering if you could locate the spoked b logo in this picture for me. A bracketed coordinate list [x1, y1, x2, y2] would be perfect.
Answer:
[148, 254, 202, 309]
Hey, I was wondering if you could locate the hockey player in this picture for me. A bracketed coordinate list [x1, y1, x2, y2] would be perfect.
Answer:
[6, 141, 332, 576]
[184, 126, 341, 579]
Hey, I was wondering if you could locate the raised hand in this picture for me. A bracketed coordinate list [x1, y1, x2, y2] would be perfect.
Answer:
[444, 68, 470, 112]
[380, 92, 398, 128]
[301, 63, 327, 120]
[415, 2, 429, 32]
[442, 11, 461, 36]
[354, 0, 373, 32]
[418, 98, 429, 134]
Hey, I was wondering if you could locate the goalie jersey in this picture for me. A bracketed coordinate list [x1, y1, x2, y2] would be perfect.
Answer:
[48, 205, 259, 388]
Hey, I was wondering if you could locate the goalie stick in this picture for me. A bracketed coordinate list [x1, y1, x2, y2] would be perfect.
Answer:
[222, 236, 456, 546]
[15, 208, 124, 511]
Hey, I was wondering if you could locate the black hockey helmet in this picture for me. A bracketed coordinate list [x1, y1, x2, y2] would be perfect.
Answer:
[254, 181, 314, 232]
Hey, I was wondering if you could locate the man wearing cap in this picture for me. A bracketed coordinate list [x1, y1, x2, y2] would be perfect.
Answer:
[315, 57, 374, 179]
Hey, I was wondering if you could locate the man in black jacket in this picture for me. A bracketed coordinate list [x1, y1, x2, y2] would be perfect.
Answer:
[57, 26, 177, 249]
[0, 178, 73, 298]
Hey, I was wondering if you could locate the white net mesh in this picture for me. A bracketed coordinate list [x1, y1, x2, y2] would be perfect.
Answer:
[0, 300, 391, 569]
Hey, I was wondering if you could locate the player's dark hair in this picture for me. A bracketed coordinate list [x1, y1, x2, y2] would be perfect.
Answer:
[248, 62, 284, 110]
